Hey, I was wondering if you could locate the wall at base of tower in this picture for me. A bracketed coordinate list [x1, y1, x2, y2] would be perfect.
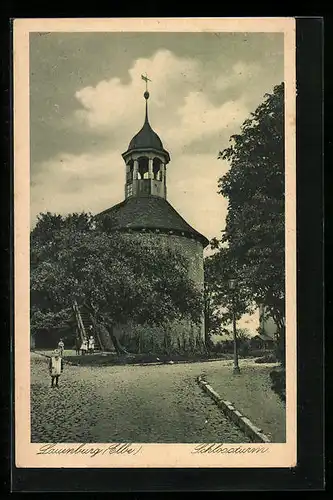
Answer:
[113, 318, 206, 356]
[112, 231, 206, 354]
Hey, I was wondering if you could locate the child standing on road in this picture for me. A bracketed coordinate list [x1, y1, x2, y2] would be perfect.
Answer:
[49, 350, 64, 388]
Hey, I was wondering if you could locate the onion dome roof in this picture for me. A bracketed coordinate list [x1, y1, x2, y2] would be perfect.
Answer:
[123, 91, 170, 161]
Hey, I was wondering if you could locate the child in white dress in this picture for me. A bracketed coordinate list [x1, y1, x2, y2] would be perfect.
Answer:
[48, 350, 64, 388]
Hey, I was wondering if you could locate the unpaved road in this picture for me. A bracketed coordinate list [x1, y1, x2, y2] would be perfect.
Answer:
[31, 353, 251, 443]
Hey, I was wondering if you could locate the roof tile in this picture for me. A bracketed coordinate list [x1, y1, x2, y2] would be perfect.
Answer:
[97, 196, 209, 247]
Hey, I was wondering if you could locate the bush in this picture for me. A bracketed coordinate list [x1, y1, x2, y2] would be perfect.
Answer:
[274, 328, 286, 366]
[255, 353, 277, 364]
[248, 348, 274, 358]
[210, 338, 252, 357]
[270, 367, 286, 403]
[239, 342, 250, 357]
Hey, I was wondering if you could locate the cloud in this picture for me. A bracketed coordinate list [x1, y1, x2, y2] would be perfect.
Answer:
[72, 49, 250, 154]
[31, 50, 259, 234]
[31, 150, 124, 224]
[31, 148, 229, 243]
[214, 61, 261, 91]
[73, 50, 201, 136]
[167, 153, 229, 242]
[164, 92, 249, 150]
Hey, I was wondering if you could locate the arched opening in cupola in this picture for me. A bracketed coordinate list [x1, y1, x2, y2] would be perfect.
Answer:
[153, 157, 162, 180]
[138, 157, 149, 179]
[126, 159, 134, 182]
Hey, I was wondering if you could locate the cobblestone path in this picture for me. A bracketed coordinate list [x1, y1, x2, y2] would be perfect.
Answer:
[30, 353, 251, 443]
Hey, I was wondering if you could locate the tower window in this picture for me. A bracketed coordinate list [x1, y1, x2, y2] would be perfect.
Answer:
[138, 157, 149, 179]
[126, 184, 133, 197]
[153, 157, 162, 180]
[127, 160, 134, 182]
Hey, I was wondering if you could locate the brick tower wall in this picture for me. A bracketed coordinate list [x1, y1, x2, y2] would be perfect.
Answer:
[113, 231, 206, 354]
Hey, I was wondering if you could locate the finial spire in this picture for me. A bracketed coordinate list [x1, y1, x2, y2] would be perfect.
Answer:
[141, 73, 151, 93]
[141, 73, 151, 123]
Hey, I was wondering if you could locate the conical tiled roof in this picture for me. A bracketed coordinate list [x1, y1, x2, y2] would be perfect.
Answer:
[96, 196, 209, 247]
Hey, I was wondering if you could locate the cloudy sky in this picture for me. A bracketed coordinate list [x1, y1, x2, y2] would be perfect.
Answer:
[29, 31, 284, 334]
[30, 31, 284, 244]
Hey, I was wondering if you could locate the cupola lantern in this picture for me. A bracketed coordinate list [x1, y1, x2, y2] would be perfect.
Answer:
[122, 76, 170, 200]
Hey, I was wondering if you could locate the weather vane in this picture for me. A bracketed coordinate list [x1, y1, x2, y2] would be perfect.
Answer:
[141, 73, 151, 94]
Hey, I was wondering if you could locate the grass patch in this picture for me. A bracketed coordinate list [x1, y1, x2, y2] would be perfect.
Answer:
[33, 348, 262, 366]
[204, 360, 286, 443]
[62, 352, 235, 366]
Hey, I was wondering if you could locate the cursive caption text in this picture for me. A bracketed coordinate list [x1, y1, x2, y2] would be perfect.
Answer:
[192, 443, 269, 454]
[37, 443, 143, 458]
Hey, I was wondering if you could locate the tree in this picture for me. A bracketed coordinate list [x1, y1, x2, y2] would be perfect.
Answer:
[203, 256, 223, 348]
[216, 83, 285, 361]
[30, 212, 95, 340]
[31, 212, 203, 354]
[204, 248, 254, 332]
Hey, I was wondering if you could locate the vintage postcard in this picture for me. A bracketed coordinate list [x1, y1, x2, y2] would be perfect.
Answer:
[14, 17, 296, 469]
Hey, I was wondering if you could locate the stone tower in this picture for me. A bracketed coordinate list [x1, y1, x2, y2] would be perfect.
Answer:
[97, 87, 209, 354]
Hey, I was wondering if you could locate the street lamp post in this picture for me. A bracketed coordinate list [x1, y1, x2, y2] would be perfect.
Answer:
[228, 278, 240, 374]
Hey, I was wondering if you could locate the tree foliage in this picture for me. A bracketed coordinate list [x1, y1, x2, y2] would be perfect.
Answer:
[204, 249, 253, 336]
[31, 212, 203, 352]
[212, 83, 285, 353]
